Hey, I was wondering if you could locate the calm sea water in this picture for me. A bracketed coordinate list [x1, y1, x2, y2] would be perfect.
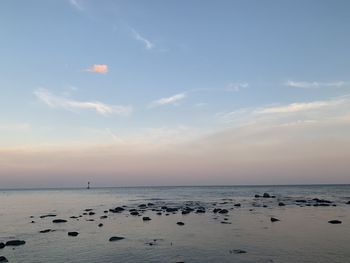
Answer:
[0, 185, 349, 263]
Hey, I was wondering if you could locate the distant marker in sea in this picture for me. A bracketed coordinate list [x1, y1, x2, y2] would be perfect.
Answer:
[87, 181, 90, 189]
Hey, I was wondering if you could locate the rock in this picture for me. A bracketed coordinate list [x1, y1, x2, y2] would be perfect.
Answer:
[195, 209, 206, 213]
[84, 209, 93, 212]
[110, 207, 124, 213]
[39, 214, 57, 218]
[177, 222, 185, 226]
[147, 203, 155, 206]
[142, 217, 151, 221]
[98, 223, 103, 227]
[52, 219, 67, 223]
[221, 221, 232, 224]
[109, 236, 125, 242]
[68, 232, 79, 237]
[104, 210, 108, 213]
[328, 220, 342, 224]
[5, 240, 26, 246]
[130, 211, 139, 216]
[100, 215, 108, 219]
[346, 201, 350, 205]
[0, 256, 8, 262]
[156, 212, 162, 215]
[213, 208, 222, 213]
[88, 212, 95, 215]
[0, 243, 4, 249]
[70, 216, 79, 219]
[31, 221, 35, 223]
[230, 249, 247, 254]
[218, 209, 229, 214]
[234, 203, 241, 207]
[138, 204, 147, 208]
[270, 217, 280, 222]
[295, 199, 307, 203]
[278, 202, 285, 206]
[166, 208, 178, 213]
[254, 194, 261, 198]
[39, 229, 52, 233]
[263, 193, 271, 198]
[313, 198, 332, 204]
[181, 210, 190, 215]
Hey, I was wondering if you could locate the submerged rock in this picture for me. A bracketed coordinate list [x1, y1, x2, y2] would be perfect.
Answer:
[52, 219, 67, 223]
[0, 256, 8, 262]
[109, 236, 125, 242]
[230, 249, 247, 254]
[5, 240, 26, 246]
[270, 217, 280, 222]
[328, 220, 342, 224]
[68, 232, 79, 237]
[39, 229, 52, 233]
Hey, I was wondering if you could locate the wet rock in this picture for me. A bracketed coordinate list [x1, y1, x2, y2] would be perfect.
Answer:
[142, 217, 151, 221]
[86, 219, 95, 221]
[109, 236, 125, 242]
[68, 232, 79, 237]
[110, 207, 124, 213]
[130, 211, 139, 216]
[40, 214, 57, 219]
[5, 240, 26, 246]
[0, 243, 4, 249]
[100, 215, 108, 219]
[295, 199, 307, 203]
[138, 204, 147, 208]
[213, 208, 222, 213]
[156, 212, 162, 215]
[234, 203, 241, 207]
[84, 209, 93, 212]
[328, 220, 342, 224]
[263, 193, 271, 198]
[98, 223, 103, 227]
[70, 216, 79, 219]
[218, 209, 229, 214]
[177, 222, 185, 226]
[230, 249, 247, 254]
[0, 256, 8, 262]
[346, 201, 350, 205]
[221, 221, 232, 224]
[254, 194, 261, 198]
[104, 210, 108, 213]
[31, 221, 35, 223]
[313, 198, 332, 204]
[39, 229, 52, 233]
[181, 210, 190, 215]
[147, 203, 155, 206]
[270, 217, 280, 222]
[88, 212, 95, 216]
[166, 208, 178, 213]
[52, 219, 67, 223]
[195, 209, 206, 213]
[278, 202, 285, 206]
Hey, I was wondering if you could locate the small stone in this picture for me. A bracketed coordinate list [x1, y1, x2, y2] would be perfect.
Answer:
[278, 202, 285, 206]
[109, 236, 125, 242]
[328, 220, 342, 224]
[234, 203, 241, 207]
[218, 209, 228, 214]
[52, 219, 67, 223]
[177, 222, 185, 226]
[142, 217, 151, 221]
[88, 212, 95, 216]
[270, 217, 280, 222]
[98, 223, 103, 227]
[130, 211, 139, 216]
[39, 214, 57, 218]
[5, 240, 26, 246]
[231, 249, 247, 254]
[39, 229, 52, 233]
[100, 215, 108, 219]
[68, 232, 79, 237]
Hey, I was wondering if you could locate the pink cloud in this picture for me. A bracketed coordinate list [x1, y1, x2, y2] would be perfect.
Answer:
[86, 64, 108, 74]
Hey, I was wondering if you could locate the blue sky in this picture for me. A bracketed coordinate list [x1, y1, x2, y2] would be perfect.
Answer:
[1, 0, 350, 187]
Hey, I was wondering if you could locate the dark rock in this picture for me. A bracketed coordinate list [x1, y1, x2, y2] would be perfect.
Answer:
[86, 219, 95, 221]
[88, 212, 95, 215]
[100, 215, 108, 219]
[52, 219, 67, 223]
[221, 221, 232, 224]
[254, 194, 261, 198]
[0, 256, 8, 262]
[213, 208, 222, 213]
[181, 210, 190, 215]
[270, 217, 280, 222]
[104, 210, 108, 213]
[130, 211, 139, 216]
[5, 240, 26, 246]
[109, 236, 125, 242]
[147, 203, 155, 206]
[346, 201, 350, 205]
[138, 204, 147, 208]
[156, 212, 162, 215]
[68, 232, 79, 237]
[195, 209, 206, 213]
[234, 203, 241, 207]
[110, 207, 124, 213]
[166, 208, 178, 213]
[84, 209, 93, 212]
[39, 229, 52, 233]
[313, 198, 332, 204]
[328, 220, 342, 224]
[278, 202, 285, 206]
[98, 223, 103, 227]
[70, 216, 79, 219]
[296, 199, 307, 203]
[263, 193, 271, 198]
[142, 217, 151, 221]
[0, 243, 4, 249]
[40, 214, 57, 218]
[31, 221, 35, 223]
[218, 209, 229, 214]
[177, 222, 185, 226]
[230, 249, 247, 254]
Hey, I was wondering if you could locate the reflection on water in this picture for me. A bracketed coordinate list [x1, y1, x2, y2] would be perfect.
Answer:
[0, 185, 349, 262]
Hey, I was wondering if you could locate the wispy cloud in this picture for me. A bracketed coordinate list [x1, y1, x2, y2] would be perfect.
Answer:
[131, 29, 154, 50]
[149, 92, 186, 108]
[85, 64, 108, 74]
[226, 82, 249, 92]
[34, 88, 132, 116]
[69, 0, 84, 11]
[285, 80, 347, 89]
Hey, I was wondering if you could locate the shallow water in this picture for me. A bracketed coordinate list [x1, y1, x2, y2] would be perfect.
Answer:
[0, 185, 349, 262]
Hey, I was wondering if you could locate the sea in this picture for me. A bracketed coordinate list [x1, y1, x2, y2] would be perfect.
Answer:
[0, 185, 349, 263]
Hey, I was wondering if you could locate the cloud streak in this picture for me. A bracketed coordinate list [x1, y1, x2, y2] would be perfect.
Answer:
[150, 92, 186, 108]
[34, 88, 132, 116]
[85, 64, 108, 74]
[131, 29, 154, 50]
[226, 82, 249, 92]
[285, 80, 347, 89]
[69, 0, 84, 11]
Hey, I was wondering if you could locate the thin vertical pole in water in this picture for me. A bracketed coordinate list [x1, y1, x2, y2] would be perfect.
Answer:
[87, 181, 90, 189]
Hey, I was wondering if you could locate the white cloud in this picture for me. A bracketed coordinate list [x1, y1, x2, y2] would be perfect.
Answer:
[131, 29, 154, 50]
[150, 92, 186, 108]
[226, 82, 249, 92]
[69, 0, 84, 11]
[285, 80, 347, 89]
[85, 64, 108, 74]
[34, 88, 132, 116]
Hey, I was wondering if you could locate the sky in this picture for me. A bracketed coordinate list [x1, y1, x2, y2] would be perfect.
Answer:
[1, 0, 350, 188]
